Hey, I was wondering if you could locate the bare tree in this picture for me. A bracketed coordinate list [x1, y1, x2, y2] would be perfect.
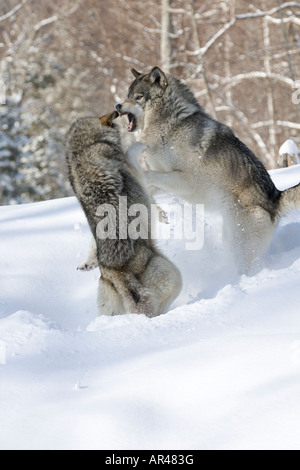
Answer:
[167, 0, 300, 168]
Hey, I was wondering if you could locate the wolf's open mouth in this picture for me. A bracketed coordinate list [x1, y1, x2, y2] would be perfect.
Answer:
[122, 113, 137, 132]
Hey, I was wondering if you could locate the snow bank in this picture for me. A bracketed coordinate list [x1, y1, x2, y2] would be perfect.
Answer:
[279, 139, 300, 164]
[0, 166, 300, 450]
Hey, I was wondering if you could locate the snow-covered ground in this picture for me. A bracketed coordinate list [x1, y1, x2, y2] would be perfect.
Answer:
[1, 166, 300, 450]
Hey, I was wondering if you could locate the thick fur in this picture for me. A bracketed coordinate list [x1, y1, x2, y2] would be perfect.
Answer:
[65, 111, 182, 317]
[116, 67, 300, 272]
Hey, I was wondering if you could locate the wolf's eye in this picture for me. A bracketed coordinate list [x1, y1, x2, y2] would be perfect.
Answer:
[135, 95, 144, 101]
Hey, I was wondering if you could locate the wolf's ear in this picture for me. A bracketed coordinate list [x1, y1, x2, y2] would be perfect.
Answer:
[100, 111, 118, 127]
[149, 67, 168, 90]
[131, 68, 142, 79]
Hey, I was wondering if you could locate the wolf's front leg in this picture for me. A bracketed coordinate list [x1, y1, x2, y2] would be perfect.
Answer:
[77, 237, 99, 271]
[126, 142, 148, 180]
[98, 277, 126, 316]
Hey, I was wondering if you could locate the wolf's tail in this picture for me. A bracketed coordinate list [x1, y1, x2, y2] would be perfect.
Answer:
[278, 182, 300, 217]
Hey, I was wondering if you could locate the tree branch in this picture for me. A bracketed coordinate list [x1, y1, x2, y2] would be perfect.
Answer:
[277, 120, 300, 130]
[235, 2, 300, 20]
[0, 0, 28, 23]
[187, 17, 236, 56]
[34, 16, 58, 32]
[219, 72, 294, 89]
[266, 14, 300, 25]
[186, 2, 300, 58]
[253, 120, 300, 130]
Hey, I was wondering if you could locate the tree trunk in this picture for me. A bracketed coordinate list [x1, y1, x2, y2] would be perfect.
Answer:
[263, 16, 277, 167]
[161, 0, 173, 74]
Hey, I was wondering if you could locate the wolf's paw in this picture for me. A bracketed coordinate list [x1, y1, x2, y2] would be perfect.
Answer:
[77, 262, 98, 272]
[158, 207, 169, 224]
[152, 203, 169, 224]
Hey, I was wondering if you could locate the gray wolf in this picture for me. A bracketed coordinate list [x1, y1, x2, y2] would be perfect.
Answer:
[116, 67, 300, 272]
[65, 111, 182, 317]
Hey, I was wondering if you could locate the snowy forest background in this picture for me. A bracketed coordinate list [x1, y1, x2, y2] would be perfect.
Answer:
[0, 0, 300, 205]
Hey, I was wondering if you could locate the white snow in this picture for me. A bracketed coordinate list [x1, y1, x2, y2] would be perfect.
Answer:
[279, 139, 300, 164]
[1, 166, 300, 450]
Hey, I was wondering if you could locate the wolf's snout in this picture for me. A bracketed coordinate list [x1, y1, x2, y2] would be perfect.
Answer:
[114, 103, 138, 132]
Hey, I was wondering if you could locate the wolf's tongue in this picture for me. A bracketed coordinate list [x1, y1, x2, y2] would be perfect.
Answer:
[126, 115, 133, 131]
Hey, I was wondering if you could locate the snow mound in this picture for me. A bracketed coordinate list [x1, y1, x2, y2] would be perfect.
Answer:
[279, 139, 299, 157]
[0, 166, 300, 450]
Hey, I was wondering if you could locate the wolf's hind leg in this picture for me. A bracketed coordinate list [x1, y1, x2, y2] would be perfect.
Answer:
[100, 255, 182, 318]
[141, 254, 182, 316]
[117, 255, 182, 318]
[225, 205, 276, 274]
[98, 277, 126, 316]
[101, 269, 155, 317]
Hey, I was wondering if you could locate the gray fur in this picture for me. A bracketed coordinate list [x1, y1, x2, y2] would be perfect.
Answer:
[65, 112, 182, 317]
[117, 66, 300, 272]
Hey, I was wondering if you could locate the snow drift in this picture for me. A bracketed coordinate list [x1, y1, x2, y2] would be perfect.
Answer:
[1, 165, 300, 450]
